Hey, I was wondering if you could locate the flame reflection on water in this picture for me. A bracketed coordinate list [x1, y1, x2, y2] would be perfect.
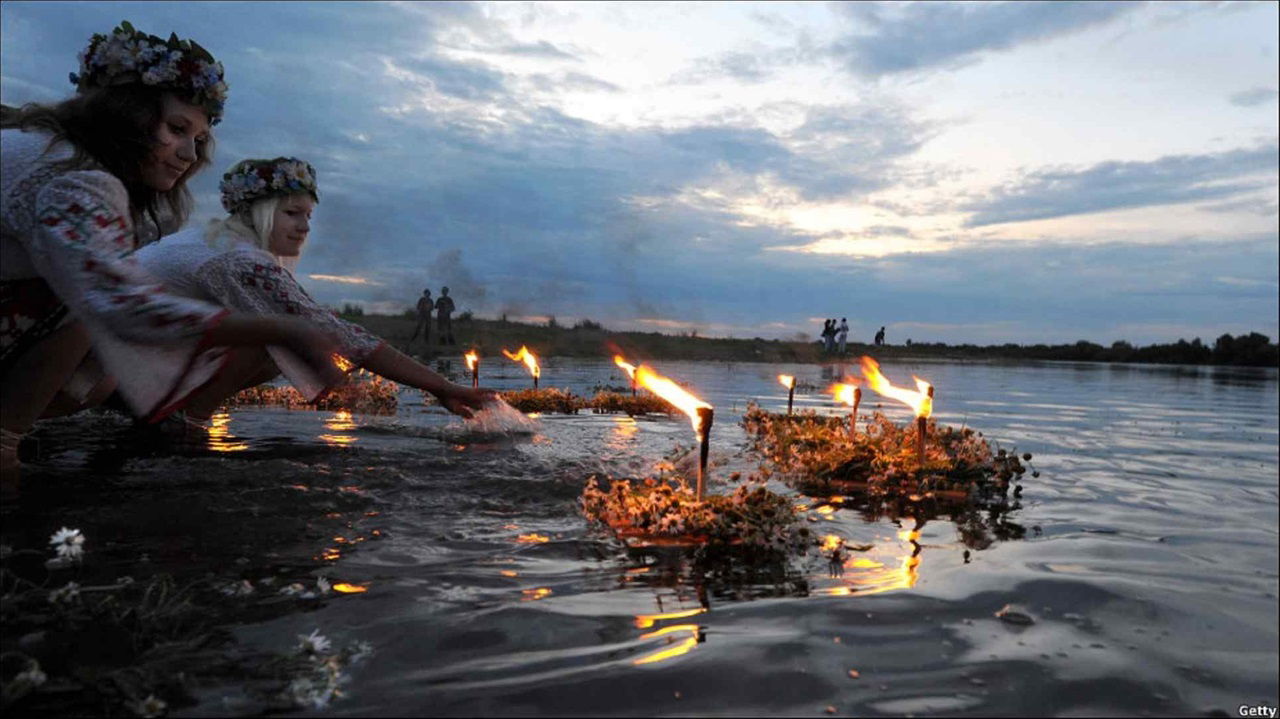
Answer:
[817, 521, 923, 597]
[634, 623, 701, 665]
[207, 412, 249, 452]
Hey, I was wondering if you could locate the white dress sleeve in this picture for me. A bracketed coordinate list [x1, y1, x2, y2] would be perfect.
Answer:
[194, 248, 384, 400]
[20, 170, 230, 419]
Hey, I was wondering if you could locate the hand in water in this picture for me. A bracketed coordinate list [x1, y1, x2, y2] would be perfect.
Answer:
[439, 386, 500, 419]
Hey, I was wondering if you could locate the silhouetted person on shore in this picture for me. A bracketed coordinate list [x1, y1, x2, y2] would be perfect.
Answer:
[410, 288, 433, 345]
[838, 318, 849, 354]
[436, 286, 456, 345]
[874, 326, 886, 346]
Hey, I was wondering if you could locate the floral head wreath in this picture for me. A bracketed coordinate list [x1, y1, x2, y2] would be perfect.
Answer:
[69, 21, 228, 125]
[219, 157, 319, 215]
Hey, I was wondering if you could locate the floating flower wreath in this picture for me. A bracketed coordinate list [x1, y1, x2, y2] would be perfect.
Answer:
[69, 21, 229, 125]
[219, 157, 319, 214]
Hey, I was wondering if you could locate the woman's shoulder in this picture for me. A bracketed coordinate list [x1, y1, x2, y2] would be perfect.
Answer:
[2, 130, 126, 229]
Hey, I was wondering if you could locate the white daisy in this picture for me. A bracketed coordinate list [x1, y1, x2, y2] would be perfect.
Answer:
[297, 629, 332, 655]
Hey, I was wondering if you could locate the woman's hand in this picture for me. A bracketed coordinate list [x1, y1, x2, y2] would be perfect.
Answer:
[435, 385, 500, 419]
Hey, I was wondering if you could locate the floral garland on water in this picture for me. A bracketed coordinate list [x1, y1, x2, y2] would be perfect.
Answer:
[220, 157, 319, 214]
[580, 473, 815, 563]
[741, 403, 1034, 502]
[71, 21, 228, 124]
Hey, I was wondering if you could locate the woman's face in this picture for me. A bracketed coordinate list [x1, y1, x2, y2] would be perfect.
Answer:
[269, 194, 316, 257]
[140, 94, 210, 192]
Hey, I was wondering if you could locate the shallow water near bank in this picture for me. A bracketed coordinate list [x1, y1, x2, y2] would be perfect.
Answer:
[5, 357, 1278, 716]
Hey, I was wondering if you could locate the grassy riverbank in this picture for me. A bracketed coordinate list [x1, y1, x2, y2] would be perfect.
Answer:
[345, 313, 1279, 367]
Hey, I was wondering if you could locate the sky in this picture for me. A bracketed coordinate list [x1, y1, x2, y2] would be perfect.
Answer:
[2, 1, 1276, 345]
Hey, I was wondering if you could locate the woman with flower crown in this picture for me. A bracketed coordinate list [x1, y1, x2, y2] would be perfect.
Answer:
[134, 157, 497, 421]
[0, 22, 344, 485]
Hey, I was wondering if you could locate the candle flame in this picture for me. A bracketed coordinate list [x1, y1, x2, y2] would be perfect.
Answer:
[464, 350, 478, 371]
[830, 383, 862, 406]
[859, 356, 932, 418]
[614, 355, 638, 379]
[502, 346, 541, 378]
[777, 374, 795, 390]
[634, 364, 711, 432]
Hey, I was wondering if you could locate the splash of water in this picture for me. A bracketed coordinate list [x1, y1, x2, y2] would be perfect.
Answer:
[464, 399, 540, 434]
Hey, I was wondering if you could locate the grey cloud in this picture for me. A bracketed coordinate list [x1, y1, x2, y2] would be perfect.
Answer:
[963, 143, 1279, 227]
[397, 54, 509, 100]
[828, 1, 1138, 78]
[497, 40, 579, 60]
[1198, 195, 1279, 216]
[1229, 86, 1279, 107]
[526, 71, 620, 94]
[671, 51, 777, 85]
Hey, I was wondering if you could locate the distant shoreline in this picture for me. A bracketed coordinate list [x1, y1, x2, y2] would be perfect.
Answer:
[344, 313, 1280, 368]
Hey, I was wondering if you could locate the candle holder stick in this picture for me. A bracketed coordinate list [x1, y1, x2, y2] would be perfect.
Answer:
[849, 387, 862, 439]
[696, 406, 714, 501]
[916, 386, 934, 471]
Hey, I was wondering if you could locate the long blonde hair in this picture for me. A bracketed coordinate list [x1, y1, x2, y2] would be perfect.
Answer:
[203, 195, 300, 271]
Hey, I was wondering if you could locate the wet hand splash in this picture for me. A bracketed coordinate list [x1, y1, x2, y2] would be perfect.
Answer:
[464, 399, 540, 434]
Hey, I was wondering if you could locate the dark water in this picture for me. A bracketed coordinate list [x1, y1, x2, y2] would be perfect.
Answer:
[8, 358, 1279, 716]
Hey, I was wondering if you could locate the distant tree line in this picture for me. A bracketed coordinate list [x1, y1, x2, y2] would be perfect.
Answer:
[895, 332, 1278, 367]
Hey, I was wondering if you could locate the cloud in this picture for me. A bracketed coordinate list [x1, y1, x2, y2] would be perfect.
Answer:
[495, 39, 580, 60]
[963, 143, 1279, 226]
[828, 1, 1138, 78]
[2, 1, 1275, 345]
[1229, 86, 1279, 107]
[394, 54, 510, 100]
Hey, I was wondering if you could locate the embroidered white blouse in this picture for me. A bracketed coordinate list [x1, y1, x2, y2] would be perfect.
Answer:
[134, 225, 383, 400]
[0, 128, 228, 418]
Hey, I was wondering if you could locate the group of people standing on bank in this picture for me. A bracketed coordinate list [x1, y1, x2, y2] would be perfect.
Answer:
[410, 286, 456, 347]
[820, 319, 888, 354]
[0, 21, 495, 488]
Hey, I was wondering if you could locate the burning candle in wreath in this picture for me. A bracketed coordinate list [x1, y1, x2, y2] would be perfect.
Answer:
[859, 356, 933, 469]
[502, 345, 541, 389]
[633, 364, 714, 500]
[778, 374, 796, 415]
[464, 350, 480, 388]
[831, 382, 862, 437]
[614, 355, 638, 397]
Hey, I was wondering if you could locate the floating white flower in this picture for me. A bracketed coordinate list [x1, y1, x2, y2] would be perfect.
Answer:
[297, 629, 332, 656]
[316, 576, 331, 594]
[49, 527, 85, 562]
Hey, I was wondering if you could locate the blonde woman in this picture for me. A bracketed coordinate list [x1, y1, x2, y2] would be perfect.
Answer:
[135, 157, 495, 422]
[0, 23, 342, 485]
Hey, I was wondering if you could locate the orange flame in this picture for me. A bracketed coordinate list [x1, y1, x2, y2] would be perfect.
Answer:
[332, 354, 354, 372]
[464, 350, 478, 371]
[634, 364, 712, 432]
[859, 356, 932, 418]
[829, 381, 860, 404]
[502, 346, 541, 378]
[614, 355, 638, 379]
[777, 374, 795, 390]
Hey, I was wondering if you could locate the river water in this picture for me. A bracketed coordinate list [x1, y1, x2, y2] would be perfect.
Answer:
[7, 357, 1278, 716]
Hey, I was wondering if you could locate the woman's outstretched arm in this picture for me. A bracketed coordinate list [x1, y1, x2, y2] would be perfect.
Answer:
[359, 343, 496, 418]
